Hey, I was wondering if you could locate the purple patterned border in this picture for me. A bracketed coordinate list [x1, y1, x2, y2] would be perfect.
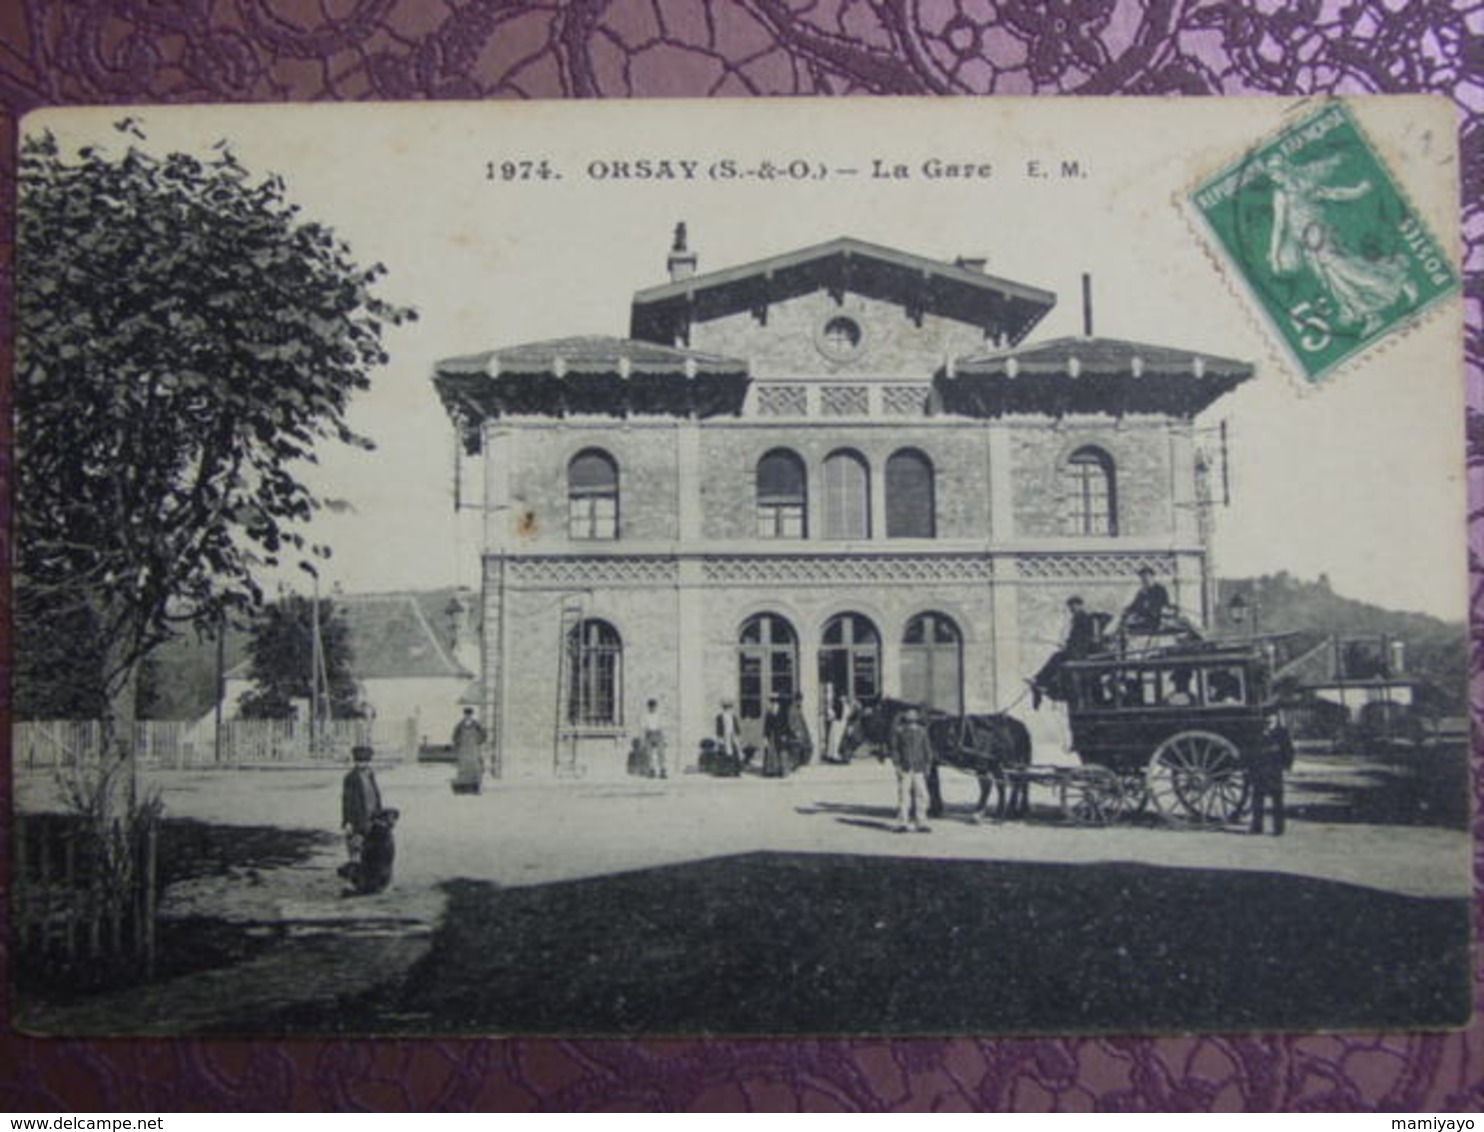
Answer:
[1, 0, 1480, 1112]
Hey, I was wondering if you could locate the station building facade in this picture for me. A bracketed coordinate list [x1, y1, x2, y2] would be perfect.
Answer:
[434, 234, 1252, 777]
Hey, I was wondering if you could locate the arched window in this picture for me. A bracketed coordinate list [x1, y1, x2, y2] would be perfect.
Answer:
[566, 619, 622, 726]
[568, 449, 619, 540]
[757, 450, 807, 538]
[886, 448, 936, 538]
[822, 450, 870, 539]
[901, 612, 962, 714]
[818, 613, 881, 703]
[1064, 446, 1116, 536]
[738, 613, 798, 722]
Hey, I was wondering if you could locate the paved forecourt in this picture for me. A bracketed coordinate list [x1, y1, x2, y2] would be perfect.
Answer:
[110, 751, 1471, 904]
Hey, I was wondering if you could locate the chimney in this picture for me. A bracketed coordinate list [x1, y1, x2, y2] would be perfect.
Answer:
[1081, 272, 1094, 337]
[668, 221, 698, 282]
[955, 255, 987, 273]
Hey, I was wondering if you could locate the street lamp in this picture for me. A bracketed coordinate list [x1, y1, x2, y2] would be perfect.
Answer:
[1228, 592, 1258, 635]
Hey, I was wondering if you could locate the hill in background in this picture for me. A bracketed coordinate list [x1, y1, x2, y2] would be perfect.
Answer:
[1215, 573, 1468, 712]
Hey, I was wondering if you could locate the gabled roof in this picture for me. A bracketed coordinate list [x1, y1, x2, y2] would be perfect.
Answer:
[629, 236, 1055, 347]
[433, 336, 750, 448]
[338, 593, 472, 680]
[936, 335, 1253, 418]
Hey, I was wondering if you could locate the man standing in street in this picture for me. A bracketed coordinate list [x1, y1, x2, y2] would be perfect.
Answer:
[643, 697, 667, 779]
[341, 744, 384, 884]
[891, 705, 934, 834]
[762, 693, 788, 778]
[1248, 718, 1295, 835]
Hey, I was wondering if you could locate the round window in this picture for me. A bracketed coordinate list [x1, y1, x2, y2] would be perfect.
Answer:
[815, 315, 867, 362]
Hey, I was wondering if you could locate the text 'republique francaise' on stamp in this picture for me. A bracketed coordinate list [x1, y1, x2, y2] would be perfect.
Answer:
[1189, 100, 1458, 385]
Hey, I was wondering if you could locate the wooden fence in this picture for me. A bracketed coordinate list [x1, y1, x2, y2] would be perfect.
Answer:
[12, 811, 159, 984]
[14, 717, 418, 770]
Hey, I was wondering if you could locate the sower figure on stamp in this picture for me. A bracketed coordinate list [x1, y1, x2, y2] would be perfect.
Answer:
[891, 705, 933, 834]
[1030, 595, 1111, 709]
[451, 706, 486, 795]
[1247, 718, 1295, 836]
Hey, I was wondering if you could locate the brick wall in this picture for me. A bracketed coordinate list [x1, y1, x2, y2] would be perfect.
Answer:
[1010, 418, 1177, 540]
[697, 422, 990, 542]
[689, 291, 991, 379]
[499, 421, 683, 549]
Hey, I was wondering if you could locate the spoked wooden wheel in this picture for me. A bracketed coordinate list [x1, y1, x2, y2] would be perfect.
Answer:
[1060, 767, 1128, 826]
[1145, 730, 1248, 826]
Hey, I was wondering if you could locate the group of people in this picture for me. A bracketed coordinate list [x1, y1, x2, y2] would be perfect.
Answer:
[706, 693, 814, 778]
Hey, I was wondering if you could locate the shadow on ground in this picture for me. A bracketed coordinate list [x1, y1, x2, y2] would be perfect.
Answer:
[1288, 745, 1470, 829]
[244, 852, 1470, 1038]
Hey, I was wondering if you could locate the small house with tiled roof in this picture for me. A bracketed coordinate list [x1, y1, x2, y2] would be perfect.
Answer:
[222, 589, 480, 747]
[435, 228, 1252, 778]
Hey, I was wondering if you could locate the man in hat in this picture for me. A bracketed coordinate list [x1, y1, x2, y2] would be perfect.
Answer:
[762, 693, 788, 778]
[1247, 718, 1295, 835]
[1119, 566, 1173, 635]
[341, 744, 383, 866]
[1030, 595, 1111, 709]
[890, 705, 934, 833]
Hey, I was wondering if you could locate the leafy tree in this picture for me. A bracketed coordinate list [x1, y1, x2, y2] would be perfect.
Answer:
[15, 122, 414, 732]
[237, 595, 361, 720]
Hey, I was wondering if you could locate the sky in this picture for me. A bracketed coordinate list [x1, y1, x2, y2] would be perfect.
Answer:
[25, 97, 1470, 621]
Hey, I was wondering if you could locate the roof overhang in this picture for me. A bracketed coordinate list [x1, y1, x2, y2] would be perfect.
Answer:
[433, 337, 750, 452]
[936, 336, 1254, 418]
[630, 237, 1055, 347]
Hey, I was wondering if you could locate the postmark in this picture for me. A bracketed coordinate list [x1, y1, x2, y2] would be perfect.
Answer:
[1189, 102, 1457, 383]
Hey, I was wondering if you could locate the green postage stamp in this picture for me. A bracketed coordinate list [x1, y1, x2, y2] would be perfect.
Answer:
[1190, 101, 1457, 382]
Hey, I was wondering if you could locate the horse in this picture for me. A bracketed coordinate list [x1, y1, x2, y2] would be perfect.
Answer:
[840, 698, 1033, 821]
[925, 713, 1032, 821]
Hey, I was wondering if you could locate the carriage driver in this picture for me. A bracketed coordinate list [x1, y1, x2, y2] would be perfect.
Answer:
[1116, 567, 1198, 641]
[1030, 595, 1111, 710]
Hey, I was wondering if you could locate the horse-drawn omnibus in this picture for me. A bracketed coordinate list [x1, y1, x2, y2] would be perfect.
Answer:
[1060, 640, 1278, 825]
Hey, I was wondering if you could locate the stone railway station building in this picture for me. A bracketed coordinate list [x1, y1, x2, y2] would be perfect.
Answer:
[434, 233, 1252, 778]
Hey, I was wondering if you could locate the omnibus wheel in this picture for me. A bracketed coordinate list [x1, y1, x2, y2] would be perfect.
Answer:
[1060, 766, 1128, 826]
[1145, 730, 1247, 826]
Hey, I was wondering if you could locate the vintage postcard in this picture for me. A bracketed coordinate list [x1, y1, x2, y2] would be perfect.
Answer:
[11, 97, 1470, 1037]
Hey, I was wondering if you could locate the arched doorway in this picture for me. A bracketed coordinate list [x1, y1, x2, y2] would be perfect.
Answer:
[901, 612, 963, 714]
[817, 613, 881, 712]
[738, 614, 799, 744]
